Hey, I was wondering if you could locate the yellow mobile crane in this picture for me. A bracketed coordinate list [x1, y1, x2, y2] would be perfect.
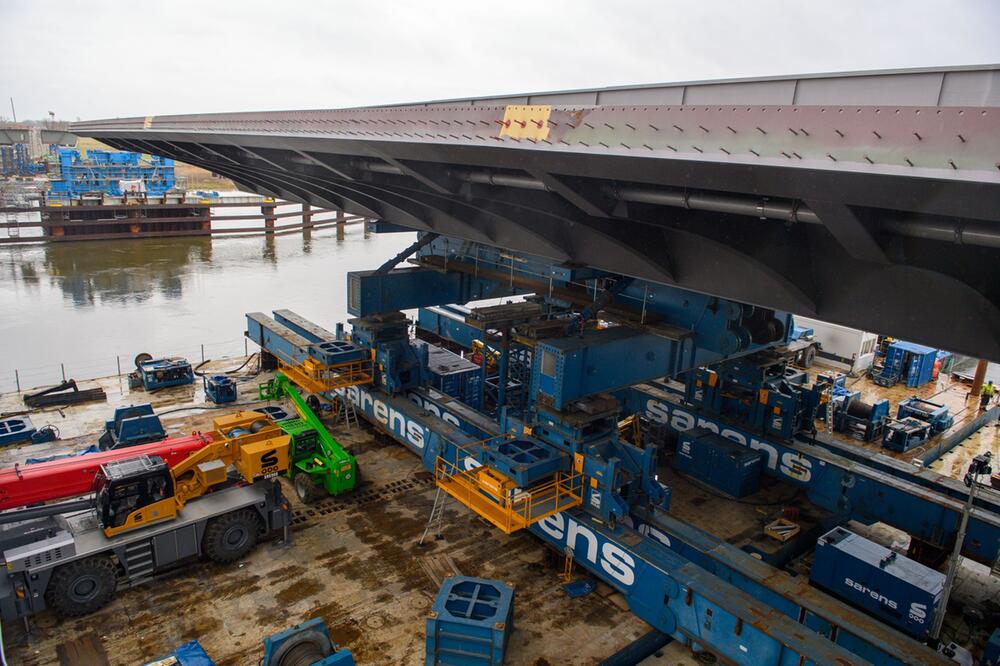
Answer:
[96, 411, 290, 538]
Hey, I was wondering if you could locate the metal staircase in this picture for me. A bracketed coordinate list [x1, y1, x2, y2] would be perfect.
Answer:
[334, 397, 360, 430]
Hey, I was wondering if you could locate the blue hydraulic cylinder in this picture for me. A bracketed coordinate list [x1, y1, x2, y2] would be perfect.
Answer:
[809, 527, 943, 640]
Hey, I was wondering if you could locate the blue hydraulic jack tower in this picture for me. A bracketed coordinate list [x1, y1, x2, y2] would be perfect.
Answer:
[245, 232, 969, 666]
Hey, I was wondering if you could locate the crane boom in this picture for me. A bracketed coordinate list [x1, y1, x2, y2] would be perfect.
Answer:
[97, 412, 290, 537]
[259, 372, 358, 501]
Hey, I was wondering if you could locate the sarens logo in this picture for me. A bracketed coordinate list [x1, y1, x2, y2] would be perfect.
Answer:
[643, 398, 812, 482]
[406, 392, 461, 428]
[844, 577, 898, 610]
[908, 602, 928, 623]
[342, 386, 425, 450]
[535, 513, 637, 587]
[259, 448, 282, 478]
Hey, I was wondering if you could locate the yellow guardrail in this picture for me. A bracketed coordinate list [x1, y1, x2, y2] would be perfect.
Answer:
[434, 437, 583, 534]
[280, 357, 374, 395]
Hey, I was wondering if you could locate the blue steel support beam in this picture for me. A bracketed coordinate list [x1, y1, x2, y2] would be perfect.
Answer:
[273, 309, 338, 343]
[630, 509, 942, 665]
[337, 384, 878, 665]
[624, 383, 1000, 567]
[347, 268, 511, 317]
[400, 382, 943, 664]
[246, 312, 369, 367]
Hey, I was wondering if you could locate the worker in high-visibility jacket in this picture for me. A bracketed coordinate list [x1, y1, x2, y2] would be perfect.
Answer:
[981, 380, 996, 410]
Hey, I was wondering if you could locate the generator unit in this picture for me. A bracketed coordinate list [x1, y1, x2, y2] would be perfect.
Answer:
[674, 428, 764, 498]
[426, 577, 514, 666]
[810, 527, 944, 640]
[98, 404, 167, 450]
[896, 396, 954, 434]
[204, 375, 238, 404]
[129, 355, 194, 391]
[882, 418, 932, 452]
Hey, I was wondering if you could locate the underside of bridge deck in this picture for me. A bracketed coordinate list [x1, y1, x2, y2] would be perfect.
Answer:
[72, 65, 1000, 360]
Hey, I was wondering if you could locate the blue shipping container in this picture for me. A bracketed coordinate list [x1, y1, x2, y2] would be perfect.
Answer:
[674, 428, 763, 498]
[809, 527, 944, 639]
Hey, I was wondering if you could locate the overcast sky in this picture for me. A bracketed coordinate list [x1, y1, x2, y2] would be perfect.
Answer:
[2, 0, 998, 121]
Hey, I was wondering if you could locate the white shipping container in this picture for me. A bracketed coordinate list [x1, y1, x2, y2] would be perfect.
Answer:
[794, 316, 879, 374]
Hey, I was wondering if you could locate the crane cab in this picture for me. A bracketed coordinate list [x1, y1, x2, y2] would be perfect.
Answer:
[95, 455, 178, 537]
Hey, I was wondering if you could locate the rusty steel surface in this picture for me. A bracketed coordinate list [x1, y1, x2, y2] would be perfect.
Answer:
[72, 65, 1000, 360]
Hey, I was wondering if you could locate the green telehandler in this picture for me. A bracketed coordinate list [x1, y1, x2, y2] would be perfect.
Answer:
[259, 371, 358, 503]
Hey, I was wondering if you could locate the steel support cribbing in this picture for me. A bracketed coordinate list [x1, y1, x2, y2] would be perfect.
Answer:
[72, 65, 1000, 361]
[399, 381, 945, 665]
[339, 383, 865, 664]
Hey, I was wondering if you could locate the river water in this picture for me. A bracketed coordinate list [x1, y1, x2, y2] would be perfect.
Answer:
[0, 213, 415, 393]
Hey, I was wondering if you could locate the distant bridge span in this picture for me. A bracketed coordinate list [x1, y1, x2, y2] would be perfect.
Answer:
[73, 65, 1000, 360]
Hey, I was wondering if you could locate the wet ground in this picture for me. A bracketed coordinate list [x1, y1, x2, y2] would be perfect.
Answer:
[1, 374, 654, 666]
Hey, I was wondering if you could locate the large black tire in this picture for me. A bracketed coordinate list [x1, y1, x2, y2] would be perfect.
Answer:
[801, 345, 817, 368]
[294, 473, 326, 505]
[44, 555, 117, 618]
[268, 629, 333, 666]
[203, 509, 261, 563]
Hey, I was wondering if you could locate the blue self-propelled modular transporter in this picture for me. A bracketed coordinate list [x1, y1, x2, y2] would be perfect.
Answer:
[246, 233, 993, 665]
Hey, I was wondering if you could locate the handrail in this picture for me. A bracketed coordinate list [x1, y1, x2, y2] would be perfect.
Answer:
[434, 444, 584, 534]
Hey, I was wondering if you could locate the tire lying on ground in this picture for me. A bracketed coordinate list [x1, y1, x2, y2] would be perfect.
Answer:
[44, 555, 118, 617]
[203, 509, 262, 563]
